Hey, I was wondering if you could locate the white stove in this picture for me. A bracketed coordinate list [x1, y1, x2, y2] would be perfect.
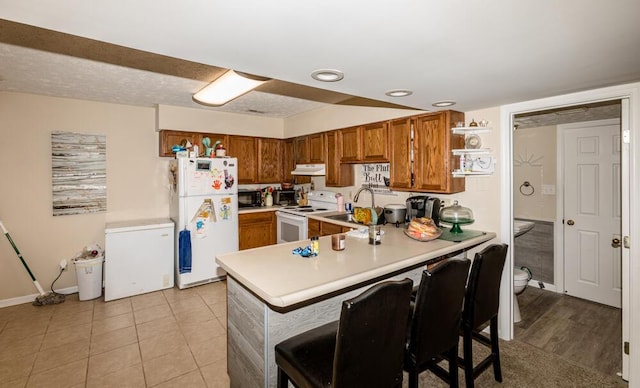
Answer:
[276, 190, 339, 243]
[277, 191, 338, 216]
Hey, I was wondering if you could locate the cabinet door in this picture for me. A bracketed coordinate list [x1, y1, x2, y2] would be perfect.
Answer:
[340, 126, 362, 163]
[413, 111, 465, 193]
[258, 138, 283, 183]
[284, 138, 311, 184]
[326, 130, 354, 187]
[308, 219, 321, 237]
[308, 133, 325, 163]
[294, 136, 310, 164]
[388, 118, 413, 190]
[197, 133, 229, 157]
[229, 136, 258, 184]
[239, 212, 275, 250]
[159, 130, 200, 157]
[283, 139, 295, 183]
[361, 122, 389, 162]
[320, 222, 343, 236]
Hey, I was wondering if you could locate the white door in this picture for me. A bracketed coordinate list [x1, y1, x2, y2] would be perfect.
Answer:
[563, 119, 621, 308]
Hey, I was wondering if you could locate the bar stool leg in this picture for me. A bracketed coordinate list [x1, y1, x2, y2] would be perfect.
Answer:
[463, 328, 474, 388]
[490, 317, 503, 382]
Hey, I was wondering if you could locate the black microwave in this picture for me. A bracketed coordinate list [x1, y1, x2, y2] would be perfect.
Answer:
[238, 190, 262, 208]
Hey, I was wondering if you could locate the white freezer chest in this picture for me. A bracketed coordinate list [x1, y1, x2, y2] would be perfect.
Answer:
[104, 218, 174, 301]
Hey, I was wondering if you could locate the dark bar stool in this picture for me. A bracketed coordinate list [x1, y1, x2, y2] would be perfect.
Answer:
[458, 243, 509, 388]
[404, 258, 471, 388]
[275, 278, 413, 388]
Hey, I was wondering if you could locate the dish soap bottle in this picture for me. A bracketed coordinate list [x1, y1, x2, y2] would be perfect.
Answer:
[265, 192, 273, 207]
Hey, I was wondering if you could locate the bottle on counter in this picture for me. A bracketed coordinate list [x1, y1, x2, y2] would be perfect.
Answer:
[311, 236, 319, 256]
[265, 193, 273, 207]
[335, 193, 344, 211]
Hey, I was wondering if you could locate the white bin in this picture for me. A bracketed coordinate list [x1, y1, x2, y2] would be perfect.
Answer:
[74, 256, 104, 301]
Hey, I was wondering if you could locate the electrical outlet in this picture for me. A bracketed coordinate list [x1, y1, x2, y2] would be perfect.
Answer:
[59, 259, 68, 271]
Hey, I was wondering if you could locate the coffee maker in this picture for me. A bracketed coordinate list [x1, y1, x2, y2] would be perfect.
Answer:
[405, 196, 442, 226]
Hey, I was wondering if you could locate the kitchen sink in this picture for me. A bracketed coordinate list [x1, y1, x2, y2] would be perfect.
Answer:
[323, 213, 385, 225]
[323, 213, 358, 224]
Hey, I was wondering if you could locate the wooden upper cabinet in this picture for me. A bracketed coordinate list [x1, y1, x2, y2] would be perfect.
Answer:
[159, 130, 228, 157]
[339, 122, 389, 163]
[413, 111, 465, 193]
[228, 135, 258, 184]
[361, 122, 389, 162]
[258, 138, 283, 183]
[294, 136, 310, 164]
[325, 130, 354, 187]
[340, 126, 362, 163]
[388, 118, 413, 190]
[284, 138, 311, 184]
[308, 133, 325, 163]
[283, 139, 295, 183]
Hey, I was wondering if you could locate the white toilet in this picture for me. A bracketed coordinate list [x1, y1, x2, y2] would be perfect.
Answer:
[513, 268, 530, 323]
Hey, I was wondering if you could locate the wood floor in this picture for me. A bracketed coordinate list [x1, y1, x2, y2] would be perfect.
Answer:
[515, 286, 622, 378]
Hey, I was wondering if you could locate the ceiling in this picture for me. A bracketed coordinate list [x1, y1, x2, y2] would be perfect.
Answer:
[1, 1, 639, 119]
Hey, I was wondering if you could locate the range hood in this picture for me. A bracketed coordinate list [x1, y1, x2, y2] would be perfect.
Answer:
[291, 164, 326, 176]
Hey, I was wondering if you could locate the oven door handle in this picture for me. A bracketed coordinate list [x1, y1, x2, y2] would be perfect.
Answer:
[275, 211, 306, 222]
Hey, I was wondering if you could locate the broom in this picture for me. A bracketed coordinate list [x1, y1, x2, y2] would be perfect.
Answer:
[0, 220, 65, 306]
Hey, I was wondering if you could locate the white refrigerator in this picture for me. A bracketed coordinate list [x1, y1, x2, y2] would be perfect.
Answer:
[170, 157, 239, 289]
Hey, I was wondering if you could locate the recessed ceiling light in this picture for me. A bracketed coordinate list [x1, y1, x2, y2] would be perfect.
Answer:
[385, 89, 413, 97]
[432, 101, 456, 107]
[310, 69, 344, 82]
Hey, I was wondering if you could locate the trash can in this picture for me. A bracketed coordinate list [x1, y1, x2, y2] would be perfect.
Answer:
[74, 256, 104, 301]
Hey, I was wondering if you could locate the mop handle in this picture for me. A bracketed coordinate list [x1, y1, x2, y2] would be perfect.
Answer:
[0, 220, 46, 295]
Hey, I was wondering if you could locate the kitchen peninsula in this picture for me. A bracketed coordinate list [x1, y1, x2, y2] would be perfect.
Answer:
[216, 223, 496, 387]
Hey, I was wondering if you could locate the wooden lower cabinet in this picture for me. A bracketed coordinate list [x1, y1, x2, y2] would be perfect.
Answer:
[239, 211, 276, 250]
[308, 219, 352, 237]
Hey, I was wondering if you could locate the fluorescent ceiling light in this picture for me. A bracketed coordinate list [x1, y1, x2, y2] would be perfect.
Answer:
[310, 69, 344, 82]
[432, 100, 456, 107]
[385, 89, 413, 97]
[193, 70, 268, 106]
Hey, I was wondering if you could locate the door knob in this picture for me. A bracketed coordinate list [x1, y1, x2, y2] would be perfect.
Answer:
[612, 238, 622, 248]
[567, 219, 575, 226]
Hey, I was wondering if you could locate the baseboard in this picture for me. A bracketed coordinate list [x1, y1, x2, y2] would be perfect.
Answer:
[528, 279, 557, 293]
[0, 285, 79, 308]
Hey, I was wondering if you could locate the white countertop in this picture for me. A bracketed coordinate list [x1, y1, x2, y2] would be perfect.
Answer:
[217, 224, 495, 309]
[238, 206, 281, 214]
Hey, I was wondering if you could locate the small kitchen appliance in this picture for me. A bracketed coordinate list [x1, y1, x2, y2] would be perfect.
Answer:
[238, 189, 263, 208]
[383, 204, 407, 227]
[405, 196, 441, 226]
[273, 189, 296, 206]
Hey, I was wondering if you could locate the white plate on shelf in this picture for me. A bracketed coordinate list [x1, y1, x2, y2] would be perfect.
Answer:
[465, 134, 482, 149]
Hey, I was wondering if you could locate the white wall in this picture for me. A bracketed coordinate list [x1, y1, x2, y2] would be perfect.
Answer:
[157, 104, 284, 138]
[0, 92, 169, 301]
[513, 125, 557, 221]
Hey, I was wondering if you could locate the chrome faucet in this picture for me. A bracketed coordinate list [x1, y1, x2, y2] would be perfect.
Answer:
[353, 187, 375, 209]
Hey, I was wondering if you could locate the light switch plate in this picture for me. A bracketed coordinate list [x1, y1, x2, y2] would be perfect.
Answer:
[542, 184, 556, 195]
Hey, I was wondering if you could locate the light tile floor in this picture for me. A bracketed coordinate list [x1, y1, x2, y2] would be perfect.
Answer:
[0, 281, 230, 388]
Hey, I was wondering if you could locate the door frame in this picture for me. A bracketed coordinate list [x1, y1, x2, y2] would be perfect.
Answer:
[557, 118, 622, 307]
[500, 82, 639, 384]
